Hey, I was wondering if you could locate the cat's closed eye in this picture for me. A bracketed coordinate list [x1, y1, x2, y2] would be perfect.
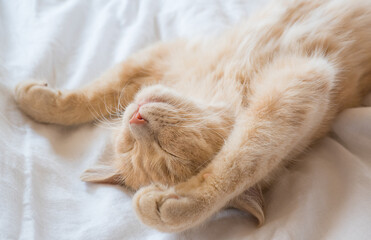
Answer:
[111, 85, 234, 189]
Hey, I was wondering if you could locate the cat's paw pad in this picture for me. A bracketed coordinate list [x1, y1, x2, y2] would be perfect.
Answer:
[133, 184, 206, 232]
[15, 80, 60, 122]
[16, 79, 50, 93]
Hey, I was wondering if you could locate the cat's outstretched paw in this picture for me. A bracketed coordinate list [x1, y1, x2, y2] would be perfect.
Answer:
[15, 80, 60, 123]
[133, 183, 214, 232]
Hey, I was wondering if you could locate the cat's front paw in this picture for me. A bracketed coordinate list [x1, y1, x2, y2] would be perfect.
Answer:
[133, 184, 214, 232]
[15, 80, 60, 123]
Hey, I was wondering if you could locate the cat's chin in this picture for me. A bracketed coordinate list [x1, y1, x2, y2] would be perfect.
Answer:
[129, 122, 152, 140]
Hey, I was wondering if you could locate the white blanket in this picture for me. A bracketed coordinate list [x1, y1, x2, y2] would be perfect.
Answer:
[1, 0, 370, 239]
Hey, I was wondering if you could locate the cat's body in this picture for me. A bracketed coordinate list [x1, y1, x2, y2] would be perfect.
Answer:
[15, 0, 371, 232]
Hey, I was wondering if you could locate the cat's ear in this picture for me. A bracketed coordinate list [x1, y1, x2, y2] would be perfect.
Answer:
[228, 184, 265, 226]
[80, 163, 121, 185]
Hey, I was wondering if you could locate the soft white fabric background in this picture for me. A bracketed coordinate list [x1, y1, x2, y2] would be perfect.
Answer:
[1, 0, 370, 239]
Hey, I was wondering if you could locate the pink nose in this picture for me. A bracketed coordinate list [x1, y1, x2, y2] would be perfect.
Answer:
[129, 111, 146, 124]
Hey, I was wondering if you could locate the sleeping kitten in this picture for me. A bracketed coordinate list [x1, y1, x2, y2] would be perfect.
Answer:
[14, 0, 371, 232]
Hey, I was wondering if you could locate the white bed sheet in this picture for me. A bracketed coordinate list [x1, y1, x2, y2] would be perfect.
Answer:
[1, 0, 371, 239]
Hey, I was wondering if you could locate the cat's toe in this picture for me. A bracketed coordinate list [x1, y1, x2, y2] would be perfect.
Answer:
[133, 184, 207, 232]
[15, 80, 48, 95]
[14, 80, 59, 123]
[133, 185, 171, 230]
[15, 80, 53, 104]
[133, 185, 187, 232]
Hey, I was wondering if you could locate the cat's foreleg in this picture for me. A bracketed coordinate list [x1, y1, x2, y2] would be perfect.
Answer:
[14, 42, 177, 125]
[133, 56, 336, 232]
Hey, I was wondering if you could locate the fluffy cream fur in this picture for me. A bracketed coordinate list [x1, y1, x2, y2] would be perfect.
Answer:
[15, 0, 371, 232]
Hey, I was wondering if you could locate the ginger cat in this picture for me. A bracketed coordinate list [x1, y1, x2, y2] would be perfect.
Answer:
[14, 0, 371, 232]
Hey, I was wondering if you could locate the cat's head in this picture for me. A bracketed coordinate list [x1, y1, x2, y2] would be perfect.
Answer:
[81, 84, 265, 225]
[81, 85, 234, 190]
